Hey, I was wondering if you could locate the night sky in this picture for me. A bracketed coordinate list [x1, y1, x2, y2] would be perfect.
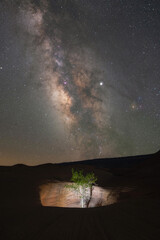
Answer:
[0, 0, 160, 165]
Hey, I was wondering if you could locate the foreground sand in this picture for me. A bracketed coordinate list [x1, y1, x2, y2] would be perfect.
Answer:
[0, 199, 160, 240]
[0, 151, 160, 239]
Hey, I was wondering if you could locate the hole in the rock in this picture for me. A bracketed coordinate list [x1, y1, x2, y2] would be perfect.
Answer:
[39, 182, 117, 208]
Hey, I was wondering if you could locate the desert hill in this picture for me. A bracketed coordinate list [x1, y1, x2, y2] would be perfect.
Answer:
[0, 151, 160, 239]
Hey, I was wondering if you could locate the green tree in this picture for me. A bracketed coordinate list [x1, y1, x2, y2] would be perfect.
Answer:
[65, 168, 97, 208]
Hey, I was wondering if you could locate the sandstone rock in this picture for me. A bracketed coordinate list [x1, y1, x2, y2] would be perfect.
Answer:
[39, 182, 117, 207]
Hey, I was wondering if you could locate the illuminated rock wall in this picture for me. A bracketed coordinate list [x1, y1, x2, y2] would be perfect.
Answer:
[40, 182, 117, 208]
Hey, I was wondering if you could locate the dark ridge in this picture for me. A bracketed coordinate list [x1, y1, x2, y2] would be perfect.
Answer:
[58, 151, 158, 169]
[0, 150, 158, 169]
[31, 163, 54, 168]
[0, 164, 28, 168]
[12, 164, 28, 168]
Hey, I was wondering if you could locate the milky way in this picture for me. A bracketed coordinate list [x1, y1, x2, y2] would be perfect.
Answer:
[17, 0, 113, 160]
[0, 0, 160, 165]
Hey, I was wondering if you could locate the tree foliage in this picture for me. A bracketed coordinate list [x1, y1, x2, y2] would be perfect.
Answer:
[72, 168, 96, 186]
[65, 168, 97, 207]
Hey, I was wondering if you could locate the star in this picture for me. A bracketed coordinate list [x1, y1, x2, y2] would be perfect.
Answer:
[131, 103, 137, 110]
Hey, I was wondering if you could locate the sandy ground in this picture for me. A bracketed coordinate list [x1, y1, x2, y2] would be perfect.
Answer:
[0, 151, 160, 239]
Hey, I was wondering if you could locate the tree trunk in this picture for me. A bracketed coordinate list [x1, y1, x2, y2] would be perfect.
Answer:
[81, 197, 84, 208]
[87, 186, 92, 208]
[80, 186, 85, 208]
